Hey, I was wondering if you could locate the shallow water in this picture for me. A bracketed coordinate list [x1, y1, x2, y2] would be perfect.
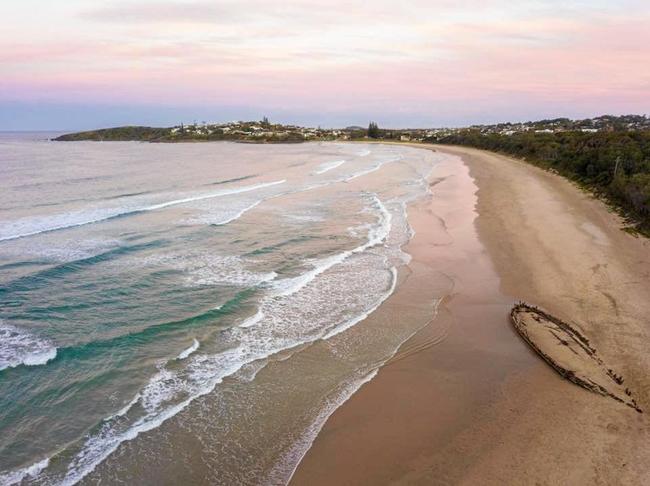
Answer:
[0, 137, 446, 485]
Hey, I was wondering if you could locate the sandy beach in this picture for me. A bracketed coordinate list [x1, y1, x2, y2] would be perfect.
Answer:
[291, 144, 650, 485]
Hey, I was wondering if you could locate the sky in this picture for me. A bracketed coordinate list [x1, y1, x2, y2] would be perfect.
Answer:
[1, 0, 649, 130]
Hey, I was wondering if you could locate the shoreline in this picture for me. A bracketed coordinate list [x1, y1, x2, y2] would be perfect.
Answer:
[291, 144, 650, 485]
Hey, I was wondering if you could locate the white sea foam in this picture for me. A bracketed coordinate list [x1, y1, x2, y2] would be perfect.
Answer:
[234, 359, 270, 383]
[7, 238, 123, 263]
[344, 164, 383, 182]
[239, 310, 265, 328]
[185, 199, 262, 226]
[140, 367, 181, 413]
[322, 266, 397, 339]
[59, 347, 253, 486]
[134, 253, 277, 288]
[314, 160, 345, 175]
[143, 180, 285, 211]
[282, 212, 325, 223]
[42, 194, 398, 486]
[0, 179, 286, 242]
[343, 154, 402, 182]
[0, 322, 57, 371]
[218, 200, 263, 225]
[383, 201, 414, 265]
[271, 194, 391, 298]
[55, 277, 439, 486]
[176, 339, 199, 360]
[104, 393, 141, 422]
[0, 457, 50, 486]
[270, 253, 348, 298]
[0, 143, 439, 486]
[183, 256, 277, 288]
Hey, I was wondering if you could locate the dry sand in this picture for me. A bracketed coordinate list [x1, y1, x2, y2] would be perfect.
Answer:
[290, 144, 650, 485]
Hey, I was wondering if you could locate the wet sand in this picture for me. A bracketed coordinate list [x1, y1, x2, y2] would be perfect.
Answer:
[291, 145, 650, 485]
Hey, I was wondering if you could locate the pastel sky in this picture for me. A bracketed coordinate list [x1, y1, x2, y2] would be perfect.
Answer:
[2, 0, 649, 129]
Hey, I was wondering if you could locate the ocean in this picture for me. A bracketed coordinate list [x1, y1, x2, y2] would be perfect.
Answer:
[0, 134, 445, 485]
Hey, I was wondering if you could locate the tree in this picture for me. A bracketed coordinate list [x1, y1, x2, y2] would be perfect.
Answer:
[436, 128, 650, 234]
[368, 121, 380, 139]
[261, 116, 270, 128]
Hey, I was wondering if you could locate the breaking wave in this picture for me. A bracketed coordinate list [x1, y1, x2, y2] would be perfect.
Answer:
[0, 180, 286, 242]
[0, 322, 57, 372]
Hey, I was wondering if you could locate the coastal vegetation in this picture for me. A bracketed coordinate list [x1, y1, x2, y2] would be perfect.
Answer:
[367, 121, 381, 139]
[431, 129, 650, 234]
[54, 126, 171, 141]
[54, 120, 339, 143]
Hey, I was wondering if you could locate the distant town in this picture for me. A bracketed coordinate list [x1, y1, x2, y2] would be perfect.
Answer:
[54, 114, 650, 144]
[423, 114, 650, 140]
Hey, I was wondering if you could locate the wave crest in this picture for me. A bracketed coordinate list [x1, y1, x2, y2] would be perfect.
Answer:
[0, 322, 57, 372]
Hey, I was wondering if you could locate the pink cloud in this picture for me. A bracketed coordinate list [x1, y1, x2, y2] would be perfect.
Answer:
[1, 2, 649, 122]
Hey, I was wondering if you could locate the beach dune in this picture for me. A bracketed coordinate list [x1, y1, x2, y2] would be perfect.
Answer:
[291, 145, 650, 485]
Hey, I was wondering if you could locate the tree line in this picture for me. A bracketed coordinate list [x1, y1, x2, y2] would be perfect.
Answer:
[431, 130, 650, 234]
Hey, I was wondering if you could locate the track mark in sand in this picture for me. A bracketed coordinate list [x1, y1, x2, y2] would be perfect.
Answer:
[387, 294, 454, 366]
[428, 176, 448, 188]
[598, 290, 621, 317]
[589, 262, 608, 274]
[511, 302, 642, 413]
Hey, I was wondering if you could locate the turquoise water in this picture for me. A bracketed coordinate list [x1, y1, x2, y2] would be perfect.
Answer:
[0, 135, 443, 485]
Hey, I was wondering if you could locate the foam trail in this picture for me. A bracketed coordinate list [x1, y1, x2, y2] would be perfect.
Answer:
[0, 323, 57, 371]
[322, 266, 397, 339]
[59, 347, 255, 486]
[104, 394, 141, 422]
[271, 253, 348, 298]
[215, 200, 262, 225]
[314, 160, 345, 175]
[344, 164, 383, 182]
[0, 458, 50, 486]
[271, 195, 391, 297]
[343, 154, 402, 182]
[239, 310, 265, 328]
[143, 180, 285, 211]
[176, 339, 199, 360]
[0, 180, 286, 242]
